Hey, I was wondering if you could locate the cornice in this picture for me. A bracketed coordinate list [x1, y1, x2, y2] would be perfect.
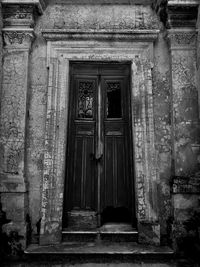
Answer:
[168, 0, 200, 6]
[47, 0, 153, 4]
[42, 29, 160, 42]
[167, 4, 198, 28]
[2, 0, 46, 41]
[154, 0, 199, 29]
[1, 0, 46, 15]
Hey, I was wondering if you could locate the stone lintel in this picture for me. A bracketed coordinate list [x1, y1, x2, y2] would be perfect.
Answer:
[42, 29, 160, 42]
[3, 28, 35, 49]
[1, 0, 46, 15]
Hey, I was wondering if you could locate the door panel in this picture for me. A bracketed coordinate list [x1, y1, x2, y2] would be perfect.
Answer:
[101, 76, 129, 210]
[73, 135, 95, 210]
[66, 77, 97, 211]
[64, 63, 134, 228]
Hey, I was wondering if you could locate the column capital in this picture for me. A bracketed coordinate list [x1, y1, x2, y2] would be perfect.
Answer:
[3, 28, 34, 49]
[2, 0, 46, 48]
[166, 29, 197, 49]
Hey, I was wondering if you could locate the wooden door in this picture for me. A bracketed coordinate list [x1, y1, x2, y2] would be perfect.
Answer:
[64, 63, 135, 228]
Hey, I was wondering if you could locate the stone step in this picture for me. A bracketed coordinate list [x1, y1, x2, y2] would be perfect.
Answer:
[62, 223, 138, 242]
[24, 242, 174, 263]
[62, 230, 138, 242]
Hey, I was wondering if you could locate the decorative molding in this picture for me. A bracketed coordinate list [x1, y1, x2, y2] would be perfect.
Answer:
[39, 40, 159, 245]
[172, 176, 200, 194]
[153, 0, 199, 29]
[53, 0, 153, 4]
[3, 4, 35, 28]
[42, 29, 160, 42]
[2, 0, 47, 37]
[168, 0, 200, 6]
[167, 29, 197, 48]
[3, 29, 34, 47]
[167, 5, 198, 28]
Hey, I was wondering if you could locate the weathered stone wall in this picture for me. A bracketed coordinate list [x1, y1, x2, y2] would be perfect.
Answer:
[35, 3, 159, 31]
[27, 35, 47, 234]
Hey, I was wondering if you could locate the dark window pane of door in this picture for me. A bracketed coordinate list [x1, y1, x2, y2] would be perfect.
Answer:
[106, 82, 122, 118]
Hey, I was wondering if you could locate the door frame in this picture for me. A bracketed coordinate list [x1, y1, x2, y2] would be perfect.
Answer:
[39, 34, 160, 245]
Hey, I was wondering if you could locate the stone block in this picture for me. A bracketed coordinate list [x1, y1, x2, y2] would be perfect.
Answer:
[138, 221, 160, 246]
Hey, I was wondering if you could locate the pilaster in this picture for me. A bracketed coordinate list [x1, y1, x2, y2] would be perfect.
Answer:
[0, 0, 46, 248]
[165, 1, 199, 177]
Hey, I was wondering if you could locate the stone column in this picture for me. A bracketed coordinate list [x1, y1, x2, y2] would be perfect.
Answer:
[0, 1, 45, 248]
[166, 1, 200, 251]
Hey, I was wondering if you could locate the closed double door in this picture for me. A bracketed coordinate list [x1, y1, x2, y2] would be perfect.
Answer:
[64, 62, 135, 227]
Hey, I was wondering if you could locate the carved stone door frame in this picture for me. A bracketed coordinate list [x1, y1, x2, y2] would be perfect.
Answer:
[40, 30, 160, 245]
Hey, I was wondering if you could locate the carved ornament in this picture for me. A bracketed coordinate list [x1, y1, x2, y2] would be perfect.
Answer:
[167, 30, 196, 48]
[3, 30, 35, 47]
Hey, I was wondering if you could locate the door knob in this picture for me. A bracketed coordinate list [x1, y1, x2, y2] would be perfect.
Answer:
[95, 154, 103, 162]
[90, 153, 103, 162]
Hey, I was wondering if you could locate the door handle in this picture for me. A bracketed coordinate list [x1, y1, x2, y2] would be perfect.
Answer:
[90, 153, 103, 162]
[95, 153, 103, 162]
